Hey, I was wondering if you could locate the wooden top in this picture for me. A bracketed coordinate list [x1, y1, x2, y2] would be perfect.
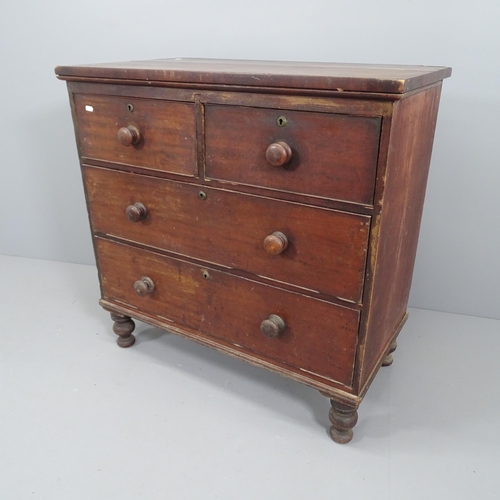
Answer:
[55, 58, 451, 94]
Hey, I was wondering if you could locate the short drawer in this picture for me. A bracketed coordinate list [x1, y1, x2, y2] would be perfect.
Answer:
[96, 238, 359, 386]
[73, 94, 197, 176]
[84, 166, 370, 303]
[205, 104, 381, 205]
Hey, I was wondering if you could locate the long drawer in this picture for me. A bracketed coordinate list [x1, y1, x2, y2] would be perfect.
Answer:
[84, 166, 371, 303]
[96, 238, 359, 386]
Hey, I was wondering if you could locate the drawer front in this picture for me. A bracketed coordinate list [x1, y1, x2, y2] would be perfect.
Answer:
[96, 238, 359, 386]
[84, 166, 370, 303]
[73, 94, 197, 176]
[205, 105, 381, 205]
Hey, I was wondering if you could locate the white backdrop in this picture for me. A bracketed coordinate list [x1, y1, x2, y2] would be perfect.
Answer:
[1, 0, 499, 320]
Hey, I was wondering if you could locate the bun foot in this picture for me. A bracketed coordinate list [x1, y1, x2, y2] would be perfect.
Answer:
[382, 353, 394, 366]
[328, 400, 358, 444]
[111, 313, 136, 348]
[382, 339, 398, 367]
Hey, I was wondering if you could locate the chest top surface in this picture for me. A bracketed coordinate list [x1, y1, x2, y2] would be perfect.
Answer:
[55, 58, 451, 94]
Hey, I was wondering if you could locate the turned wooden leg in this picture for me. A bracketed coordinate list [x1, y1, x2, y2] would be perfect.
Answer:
[111, 313, 136, 348]
[328, 400, 359, 444]
[382, 339, 398, 367]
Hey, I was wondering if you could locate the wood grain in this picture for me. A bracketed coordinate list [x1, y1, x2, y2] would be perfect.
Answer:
[96, 237, 359, 387]
[57, 58, 451, 443]
[56, 58, 452, 94]
[205, 105, 381, 205]
[67, 81, 393, 117]
[73, 93, 197, 176]
[357, 84, 443, 391]
[83, 166, 371, 303]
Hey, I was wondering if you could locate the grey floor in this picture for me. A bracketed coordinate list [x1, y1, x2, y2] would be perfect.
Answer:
[1, 254, 499, 499]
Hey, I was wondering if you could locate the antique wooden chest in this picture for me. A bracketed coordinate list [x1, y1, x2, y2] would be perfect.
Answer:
[56, 59, 451, 443]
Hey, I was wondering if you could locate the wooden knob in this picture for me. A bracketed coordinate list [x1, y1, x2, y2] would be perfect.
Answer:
[134, 277, 155, 297]
[125, 202, 147, 222]
[260, 314, 285, 339]
[266, 141, 292, 167]
[118, 125, 141, 146]
[263, 231, 288, 255]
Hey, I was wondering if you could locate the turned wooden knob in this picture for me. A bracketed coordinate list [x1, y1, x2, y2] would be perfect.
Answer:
[263, 231, 288, 255]
[125, 202, 147, 222]
[266, 141, 292, 167]
[134, 277, 155, 296]
[260, 314, 285, 339]
[117, 125, 141, 146]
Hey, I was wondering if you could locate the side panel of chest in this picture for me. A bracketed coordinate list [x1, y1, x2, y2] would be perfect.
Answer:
[356, 84, 443, 393]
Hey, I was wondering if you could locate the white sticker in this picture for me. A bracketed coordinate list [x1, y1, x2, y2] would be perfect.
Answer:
[85, 105, 94, 112]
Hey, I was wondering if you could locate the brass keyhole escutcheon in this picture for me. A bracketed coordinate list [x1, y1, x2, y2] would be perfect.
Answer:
[198, 191, 207, 200]
[202, 270, 210, 280]
[276, 116, 287, 127]
[127, 103, 134, 112]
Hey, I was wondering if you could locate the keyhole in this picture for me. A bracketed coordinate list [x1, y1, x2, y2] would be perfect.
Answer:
[198, 191, 207, 200]
[127, 103, 134, 112]
[276, 116, 287, 127]
[202, 270, 210, 280]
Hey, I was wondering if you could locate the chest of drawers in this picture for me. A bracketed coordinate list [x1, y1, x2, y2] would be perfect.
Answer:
[56, 59, 451, 444]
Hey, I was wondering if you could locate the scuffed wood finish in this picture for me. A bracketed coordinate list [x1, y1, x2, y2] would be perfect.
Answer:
[73, 93, 197, 176]
[83, 166, 371, 303]
[57, 58, 451, 444]
[101, 297, 361, 400]
[56, 58, 452, 94]
[358, 84, 444, 392]
[67, 81, 393, 117]
[205, 105, 381, 205]
[95, 237, 360, 387]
